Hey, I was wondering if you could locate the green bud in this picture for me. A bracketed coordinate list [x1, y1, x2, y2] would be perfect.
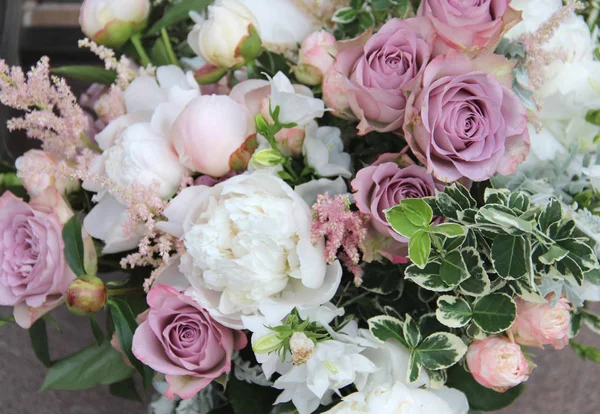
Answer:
[252, 149, 285, 167]
[193, 64, 228, 85]
[252, 332, 283, 354]
[294, 64, 323, 86]
[236, 25, 262, 68]
[67, 276, 107, 316]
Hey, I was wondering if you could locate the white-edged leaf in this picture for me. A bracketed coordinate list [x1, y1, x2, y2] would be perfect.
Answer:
[407, 352, 422, 383]
[581, 310, 600, 335]
[368, 315, 408, 347]
[491, 235, 530, 280]
[332, 7, 358, 23]
[403, 315, 422, 349]
[414, 333, 467, 370]
[385, 206, 424, 238]
[401, 198, 433, 227]
[472, 293, 517, 334]
[430, 223, 465, 238]
[440, 251, 469, 286]
[436, 296, 472, 328]
[459, 248, 491, 297]
[406, 262, 453, 292]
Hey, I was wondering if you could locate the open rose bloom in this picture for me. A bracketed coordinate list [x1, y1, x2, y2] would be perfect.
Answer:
[1, 0, 599, 412]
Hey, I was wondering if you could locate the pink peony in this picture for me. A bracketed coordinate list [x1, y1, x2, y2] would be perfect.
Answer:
[132, 284, 247, 399]
[332, 17, 436, 135]
[508, 296, 572, 350]
[466, 335, 531, 392]
[418, 0, 521, 54]
[404, 53, 529, 183]
[352, 159, 443, 243]
[296, 30, 337, 86]
[0, 189, 76, 328]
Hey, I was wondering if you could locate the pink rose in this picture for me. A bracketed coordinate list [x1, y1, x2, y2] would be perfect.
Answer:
[171, 95, 257, 177]
[0, 189, 76, 328]
[322, 68, 354, 120]
[466, 335, 531, 392]
[418, 0, 521, 54]
[404, 53, 529, 183]
[296, 30, 336, 86]
[352, 159, 443, 243]
[132, 284, 247, 399]
[508, 296, 571, 350]
[332, 17, 436, 135]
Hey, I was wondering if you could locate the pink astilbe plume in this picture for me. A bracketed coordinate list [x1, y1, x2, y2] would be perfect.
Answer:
[311, 193, 369, 285]
[0, 57, 88, 160]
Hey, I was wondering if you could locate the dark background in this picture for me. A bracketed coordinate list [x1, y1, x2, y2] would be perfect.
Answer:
[0, 1, 599, 413]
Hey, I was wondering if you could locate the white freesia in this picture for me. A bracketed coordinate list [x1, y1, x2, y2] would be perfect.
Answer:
[270, 72, 325, 127]
[304, 124, 352, 179]
[323, 382, 468, 414]
[157, 171, 342, 328]
[188, 0, 260, 69]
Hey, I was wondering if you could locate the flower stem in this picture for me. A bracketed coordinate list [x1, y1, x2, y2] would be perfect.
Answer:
[161, 29, 180, 67]
[107, 287, 144, 297]
[81, 133, 102, 153]
[131, 34, 152, 67]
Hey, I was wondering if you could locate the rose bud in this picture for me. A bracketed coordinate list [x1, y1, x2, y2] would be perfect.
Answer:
[508, 296, 572, 350]
[466, 336, 531, 392]
[322, 69, 355, 120]
[79, 0, 151, 48]
[66, 276, 107, 316]
[171, 94, 257, 177]
[188, 0, 262, 70]
[295, 30, 336, 86]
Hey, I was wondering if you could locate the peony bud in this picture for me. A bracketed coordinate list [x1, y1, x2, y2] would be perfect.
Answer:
[79, 0, 151, 48]
[295, 31, 336, 86]
[289, 332, 315, 365]
[466, 336, 531, 392]
[252, 332, 283, 354]
[66, 277, 107, 316]
[188, 0, 262, 69]
[171, 94, 257, 177]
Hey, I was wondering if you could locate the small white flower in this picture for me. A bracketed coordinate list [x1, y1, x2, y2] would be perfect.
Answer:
[290, 332, 315, 366]
[270, 72, 325, 127]
[295, 177, 348, 206]
[303, 124, 352, 179]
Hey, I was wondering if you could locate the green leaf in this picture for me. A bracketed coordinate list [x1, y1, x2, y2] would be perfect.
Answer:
[436, 296, 472, 328]
[435, 192, 463, 220]
[476, 205, 534, 234]
[351, 0, 366, 9]
[109, 377, 141, 401]
[368, 315, 408, 347]
[151, 38, 171, 66]
[52, 66, 117, 85]
[445, 183, 477, 210]
[147, 0, 211, 35]
[558, 239, 599, 272]
[332, 7, 359, 24]
[538, 244, 569, 265]
[570, 340, 600, 364]
[403, 315, 422, 349]
[538, 199, 563, 233]
[401, 198, 434, 227]
[409, 230, 431, 269]
[29, 319, 51, 367]
[90, 315, 105, 346]
[406, 262, 453, 292]
[459, 248, 491, 297]
[581, 310, 600, 335]
[472, 293, 517, 334]
[371, 0, 392, 11]
[446, 365, 525, 411]
[430, 223, 465, 238]
[407, 352, 422, 383]
[440, 250, 470, 287]
[491, 235, 529, 280]
[358, 11, 375, 29]
[62, 215, 86, 277]
[570, 312, 582, 338]
[385, 206, 424, 238]
[228, 372, 280, 414]
[414, 332, 467, 371]
[108, 298, 152, 388]
[41, 340, 133, 391]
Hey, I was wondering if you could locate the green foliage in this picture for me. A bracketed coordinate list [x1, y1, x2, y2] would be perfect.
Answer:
[62, 215, 86, 278]
[332, 0, 417, 39]
[570, 340, 600, 364]
[109, 377, 142, 402]
[29, 318, 51, 367]
[147, 0, 211, 35]
[227, 373, 280, 414]
[51, 66, 117, 85]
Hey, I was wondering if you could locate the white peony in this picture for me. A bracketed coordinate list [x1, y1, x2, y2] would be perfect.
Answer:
[303, 124, 352, 179]
[157, 170, 342, 328]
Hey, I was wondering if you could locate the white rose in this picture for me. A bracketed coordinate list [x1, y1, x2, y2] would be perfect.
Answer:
[79, 0, 151, 48]
[157, 170, 342, 328]
[188, 0, 261, 69]
[270, 72, 325, 127]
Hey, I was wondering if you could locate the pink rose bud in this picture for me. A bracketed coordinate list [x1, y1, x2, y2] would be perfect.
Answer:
[79, 0, 151, 48]
[296, 30, 336, 86]
[16, 150, 78, 197]
[171, 94, 257, 177]
[322, 68, 354, 120]
[508, 296, 572, 350]
[66, 276, 107, 316]
[466, 336, 531, 392]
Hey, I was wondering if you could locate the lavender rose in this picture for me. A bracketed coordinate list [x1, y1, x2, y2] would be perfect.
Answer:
[132, 284, 247, 399]
[418, 0, 521, 54]
[0, 189, 76, 328]
[333, 17, 435, 135]
[404, 53, 529, 182]
[352, 158, 443, 243]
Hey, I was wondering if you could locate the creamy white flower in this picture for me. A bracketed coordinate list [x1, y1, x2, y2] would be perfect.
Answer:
[505, 0, 563, 41]
[323, 382, 468, 414]
[290, 332, 315, 365]
[295, 177, 348, 207]
[16, 150, 78, 197]
[270, 72, 325, 127]
[157, 171, 342, 328]
[304, 124, 352, 179]
[188, 0, 260, 69]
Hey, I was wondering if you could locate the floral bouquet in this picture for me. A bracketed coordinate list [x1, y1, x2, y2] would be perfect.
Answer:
[1, 0, 600, 413]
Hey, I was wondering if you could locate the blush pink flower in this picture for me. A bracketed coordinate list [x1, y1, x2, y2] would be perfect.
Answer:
[508, 296, 572, 350]
[132, 284, 247, 399]
[404, 53, 529, 183]
[296, 30, 337, 86]
[466, 335, 531, 392]
[0, 189, 76, 328]
[418, 0, 521, 54]
[332, 17, 436, 135]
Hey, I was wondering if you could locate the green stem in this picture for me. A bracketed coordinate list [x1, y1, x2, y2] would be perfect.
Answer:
[160, 29, 180, 67]
[339, 291, 370, 308]
[107, 287, 144, 297]
[283, 158, 300, 184]
[131, 34, 152, 67]
[81, 133, 102, 153]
